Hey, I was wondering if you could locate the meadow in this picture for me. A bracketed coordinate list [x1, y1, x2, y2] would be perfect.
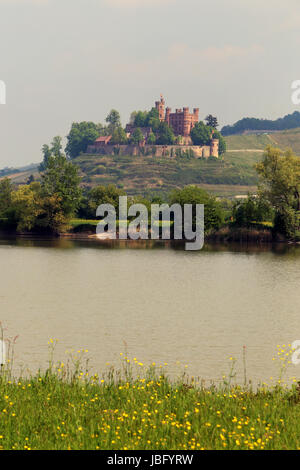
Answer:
[0, 341, 299, 450]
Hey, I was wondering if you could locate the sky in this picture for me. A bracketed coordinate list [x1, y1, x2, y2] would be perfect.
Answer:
[0, 0, 300, 168]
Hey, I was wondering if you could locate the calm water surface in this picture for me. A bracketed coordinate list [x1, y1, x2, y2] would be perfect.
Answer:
[1, 237, 300, 384]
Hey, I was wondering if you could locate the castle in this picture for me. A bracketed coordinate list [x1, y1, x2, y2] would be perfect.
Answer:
[87, 96, 219, 158]
[155, 95, 199, 138]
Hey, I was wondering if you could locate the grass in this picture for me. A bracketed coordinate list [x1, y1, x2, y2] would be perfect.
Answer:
[0, 339, 300, 450]
[225, 134, 272, 150]
[73, 152, 259, 198]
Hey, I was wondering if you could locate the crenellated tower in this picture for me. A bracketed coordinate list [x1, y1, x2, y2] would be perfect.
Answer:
[155, 94, 165, 121]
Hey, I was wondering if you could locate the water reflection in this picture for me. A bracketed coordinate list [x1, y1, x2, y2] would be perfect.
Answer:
[0, 236, 300, 386]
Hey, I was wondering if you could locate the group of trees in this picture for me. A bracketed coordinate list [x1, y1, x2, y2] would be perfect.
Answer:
[130, 108, 161, 131]
[221, 111, 300, 136]
[232, 196, 274, 228]
[1, 148, 82, 233]
[77, 184, 224, 233]
[230, 146, 300, 239]
[256, 146, 300, 238]
[65, 110, 123, 159]
[2, 145, 300, 239]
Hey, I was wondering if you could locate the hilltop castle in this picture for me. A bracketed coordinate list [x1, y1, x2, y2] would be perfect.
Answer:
[155, 95, 199, 138]
[87, 95, 219, 158]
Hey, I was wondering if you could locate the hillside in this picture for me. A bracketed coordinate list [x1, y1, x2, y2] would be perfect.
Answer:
[221, 110, 300, 136]
[3, 128, 300, 199]
[73, 151, 259, 198]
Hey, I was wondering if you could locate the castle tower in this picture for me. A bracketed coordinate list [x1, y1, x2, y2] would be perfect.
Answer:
[165, 107, 171, 125]
[193, 108, 199, 122]
[210, 138, 219, 158]
[155, 94, 165, 121]
[183, 107, 190, 137]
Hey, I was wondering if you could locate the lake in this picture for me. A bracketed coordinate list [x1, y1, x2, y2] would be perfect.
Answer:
[1, 237, 300, 385]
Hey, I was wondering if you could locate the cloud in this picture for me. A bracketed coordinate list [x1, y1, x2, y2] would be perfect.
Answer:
[168, 43, 263, 63]
[109, 43, 264, 81]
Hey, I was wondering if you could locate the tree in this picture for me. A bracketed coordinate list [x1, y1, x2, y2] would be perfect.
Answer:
[146, 108, 160, 131]
[133, 111, 148, 128]
[11, 182, 68, 233]
[65, 122, 99, 159]
[105, 109, 121, 132]
[42, 154, 82, 218]
[256, 146, 300, 238]
[156, 122, 175, 145]
[130, 128, 144, 145]
[11, 183, 44, 232]
[205, 115, 219, 129]
[39, 144, 52, 171]
[111, 127, 128, 145]
[191, 122, 226, 155]
[51, 136, 63, 158]
[233, 195, 274, 227]
[190, 122, 212, 146]
[147, 131, 156, 145]
[0, 178, 13, 217]
[87, 184, 126, 218]
[205, 114, 219, 129]
[132, 108, 160, 131]
[169, 185, 224, 232]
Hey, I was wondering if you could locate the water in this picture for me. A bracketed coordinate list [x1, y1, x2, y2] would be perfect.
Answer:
[1, 237, 300, 385]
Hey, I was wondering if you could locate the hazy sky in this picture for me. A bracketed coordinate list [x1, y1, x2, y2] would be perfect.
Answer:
[0, 0, 300, 167]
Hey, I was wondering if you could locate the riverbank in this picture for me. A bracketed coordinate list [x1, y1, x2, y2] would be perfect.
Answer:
[0, 226, 289, 247]
[0, 358, 299, 450]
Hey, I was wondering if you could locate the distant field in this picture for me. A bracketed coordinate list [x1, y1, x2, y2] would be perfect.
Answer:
[225, 128, 300, 155]
[267, 127, 300, 154]
[225, 133, 272, 150]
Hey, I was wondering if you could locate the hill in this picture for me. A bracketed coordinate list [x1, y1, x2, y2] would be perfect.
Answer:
[221, 111, 300, 136]
[3, 128, 300, 199]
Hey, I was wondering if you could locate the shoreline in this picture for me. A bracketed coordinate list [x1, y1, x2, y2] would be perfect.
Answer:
[1, 228, 299, 249]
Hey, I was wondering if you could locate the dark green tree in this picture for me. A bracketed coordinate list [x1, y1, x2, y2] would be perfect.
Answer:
[233, 195, 274, 227]
[147, 131, 156, 145]
[133, 111, 148, 127]
[146, 108, 160, 131]
[42, 155, 82, 218]
[87, 184, 126, 218]
[65, 122, 99, 159]
[256, 146, 300, 238]
[51, 136, 63, 158]
[111, 127, 128, 145]
[156, 122, 175, 145]
[0, 178, 13, 218]
[190, 122, 212, 146]
[130, 128, 144, 145]
[39, 144, 52, 171]
[105, 109, 121, 132]
[205, 115, 219, 129]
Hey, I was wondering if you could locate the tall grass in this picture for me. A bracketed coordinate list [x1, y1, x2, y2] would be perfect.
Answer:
[0, 338, 299, 450]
